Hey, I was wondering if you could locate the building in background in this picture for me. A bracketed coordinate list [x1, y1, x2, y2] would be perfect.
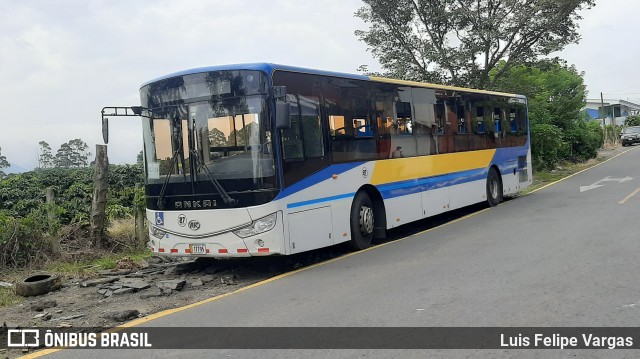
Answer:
[583, 99, 640, 126]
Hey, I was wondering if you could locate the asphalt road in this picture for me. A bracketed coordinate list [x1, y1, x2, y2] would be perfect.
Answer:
[33, 146, 640, 358]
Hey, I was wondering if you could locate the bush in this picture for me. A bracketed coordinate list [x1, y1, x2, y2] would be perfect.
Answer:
[0, 164, 144, 268]
[530, 123, 564, 170]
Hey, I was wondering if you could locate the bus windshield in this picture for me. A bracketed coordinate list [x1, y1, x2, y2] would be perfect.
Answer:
[140, 70, 278, 209]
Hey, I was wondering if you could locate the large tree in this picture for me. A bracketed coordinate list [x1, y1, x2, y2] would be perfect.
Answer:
[38, 141, 54, 169]
[54, 139, 91, 168]
[0, 146, 9, 178]
[355, 0, 594, 89]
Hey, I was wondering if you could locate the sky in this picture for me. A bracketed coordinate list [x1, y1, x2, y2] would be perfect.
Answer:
[0, 0, 637, 172]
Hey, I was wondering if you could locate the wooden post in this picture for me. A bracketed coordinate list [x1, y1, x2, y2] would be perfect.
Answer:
[90, 144, 109, 247]
[45, 187, 55, 223]
[45, 187, 61, 256]
[135, 183, 147, 247]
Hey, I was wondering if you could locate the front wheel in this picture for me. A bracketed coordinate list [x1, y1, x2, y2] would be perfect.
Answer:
[486, 168, 503, 207]
[349, 191, 374, 250]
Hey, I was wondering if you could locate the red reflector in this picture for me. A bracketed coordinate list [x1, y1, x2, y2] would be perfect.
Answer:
[237, 248, 248, 253]
[258, 248, 269, 253]
[206, 249, 210, 253]
[218, 249, 228, 254]
[170, 249, 178, 253]
[184, 249, 191, 253]
[159, 248, 165, 253]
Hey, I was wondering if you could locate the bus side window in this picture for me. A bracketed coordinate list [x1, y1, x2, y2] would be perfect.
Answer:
[281, 94, 323, 161]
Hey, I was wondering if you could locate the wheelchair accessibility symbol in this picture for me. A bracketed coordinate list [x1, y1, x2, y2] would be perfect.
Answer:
[155, 212, 164, 226]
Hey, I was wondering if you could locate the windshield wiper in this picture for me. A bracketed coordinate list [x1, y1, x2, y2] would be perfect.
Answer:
[192, 122, 237, 205]
[157, 116, 187, 209]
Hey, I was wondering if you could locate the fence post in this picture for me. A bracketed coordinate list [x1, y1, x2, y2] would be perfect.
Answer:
[45, 186, 61, 255]
[90, 144, 109, 247]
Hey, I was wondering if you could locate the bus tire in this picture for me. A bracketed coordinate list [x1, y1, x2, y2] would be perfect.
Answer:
[486, 167, 503, 207]
[349, 191, 374, 250]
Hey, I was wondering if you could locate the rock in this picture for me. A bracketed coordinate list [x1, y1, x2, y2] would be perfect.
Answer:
[97, 289, 108, 295]
[103, 290, 113, 297]
[160, 287, 173, 296]
[163, 267, 176, 276]
[31, 300, 57, 312]
[113, 280, 150, 290]
[113, 288, 136, 296]
[81, 277, 119, 287]
[97, 269, 134, 276]
[58, 322, 72, 328]
[200, 275, 215, 283]
[157, 279, 186, 291]
[33, 312, 49, 319]
[103, 309, 139, 322]
[2, 321, 20, 329]
[55, 314, 84, 321]
[220, 275, 236, 285]
[139, 288, 163, 299]
[190, 279, 203, 287]
[42, 313, 52, 321]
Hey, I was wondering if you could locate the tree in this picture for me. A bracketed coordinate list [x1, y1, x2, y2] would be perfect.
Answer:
[355, 0, 594, 89]
[491, 59, 601, 169]
[38, 141, 54, 169]
[0, 146, 9, 178]
[54, 139, 91, 168]
[136, 150, 144, 166]
[624, 115, 640, 127]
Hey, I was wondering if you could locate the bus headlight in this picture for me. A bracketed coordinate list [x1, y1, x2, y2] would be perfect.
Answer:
[233, 213, 277, 238]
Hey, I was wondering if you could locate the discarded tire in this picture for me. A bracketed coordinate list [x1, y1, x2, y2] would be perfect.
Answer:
[15, 274, 62, 297]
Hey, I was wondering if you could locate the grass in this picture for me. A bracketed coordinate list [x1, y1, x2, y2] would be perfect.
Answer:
[0, 286, 21, 307]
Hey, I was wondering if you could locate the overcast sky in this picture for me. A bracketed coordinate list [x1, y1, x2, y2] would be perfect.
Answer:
[1, 0, 637, 172]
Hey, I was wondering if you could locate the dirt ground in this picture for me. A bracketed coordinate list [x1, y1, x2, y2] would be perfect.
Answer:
[0, 248, 351, 359]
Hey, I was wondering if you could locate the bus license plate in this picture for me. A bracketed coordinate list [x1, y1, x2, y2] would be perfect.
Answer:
[189, 244, 206, 255]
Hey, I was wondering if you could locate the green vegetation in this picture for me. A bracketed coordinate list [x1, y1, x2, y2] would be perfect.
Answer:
[0, 163, 145, 268]
[492, 60, 603, 170]
[355, 0, 594, 88]
[0, 146, 9, 178]
[624, 115, 640, 127]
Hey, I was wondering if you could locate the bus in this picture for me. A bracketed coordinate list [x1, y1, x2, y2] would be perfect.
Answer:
[102, 63, 532, 257]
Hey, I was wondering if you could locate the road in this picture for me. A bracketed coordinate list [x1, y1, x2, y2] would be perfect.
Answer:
[31, 146, 640, 358]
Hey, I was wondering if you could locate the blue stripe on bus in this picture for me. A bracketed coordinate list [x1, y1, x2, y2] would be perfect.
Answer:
[377, 168, 486, 199]
[287, 192, 357, 209]
[275, 162, 366, 200]
[286, 168, 487, 209]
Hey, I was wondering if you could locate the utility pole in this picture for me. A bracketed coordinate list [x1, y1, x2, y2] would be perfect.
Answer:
[601, 92, 607, 146]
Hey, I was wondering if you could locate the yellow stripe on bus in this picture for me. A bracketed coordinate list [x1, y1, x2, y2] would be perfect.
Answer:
[370, 149, 496, 185]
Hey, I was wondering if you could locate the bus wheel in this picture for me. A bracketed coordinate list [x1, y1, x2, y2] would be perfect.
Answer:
[486, 167, 503, 207]
[350, 191, 374, 250]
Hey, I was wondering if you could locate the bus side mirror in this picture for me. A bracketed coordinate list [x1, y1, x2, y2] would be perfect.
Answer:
[102, 117, 109, 144]
[275, 102, 291, 129]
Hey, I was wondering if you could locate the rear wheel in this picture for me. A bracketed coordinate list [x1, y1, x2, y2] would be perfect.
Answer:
[486, 168, 503, 207]
[349, 191, 374, 250]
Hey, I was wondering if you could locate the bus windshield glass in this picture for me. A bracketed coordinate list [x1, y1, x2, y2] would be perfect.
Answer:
[140, 70, 278, 209]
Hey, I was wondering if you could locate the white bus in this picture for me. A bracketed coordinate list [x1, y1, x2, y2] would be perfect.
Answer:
[103, 63, 532, 257]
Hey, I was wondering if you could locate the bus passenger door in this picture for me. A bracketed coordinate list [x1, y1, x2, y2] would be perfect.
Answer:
[288, 207, 333, 254]
[421, 180, 450, 218]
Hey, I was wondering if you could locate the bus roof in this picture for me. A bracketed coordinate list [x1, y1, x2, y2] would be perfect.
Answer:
[141, 63, 523, 98]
